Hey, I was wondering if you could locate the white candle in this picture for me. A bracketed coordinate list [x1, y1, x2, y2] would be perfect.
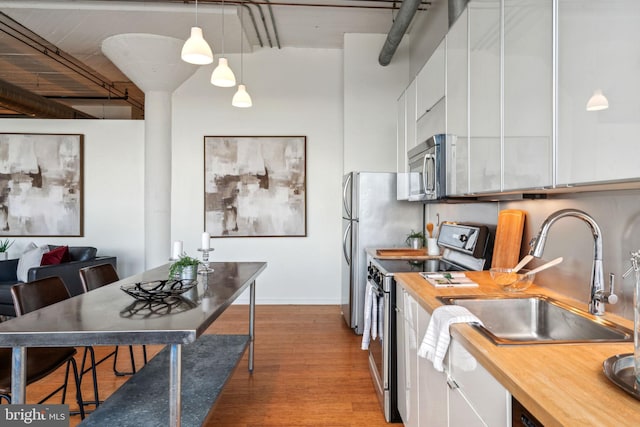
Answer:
[172, 240, 183, 259]
[201, 232, 210, 250]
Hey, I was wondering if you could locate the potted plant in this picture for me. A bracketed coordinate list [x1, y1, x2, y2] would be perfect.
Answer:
[0, 238, 14, 261]
[169, 253, 200, 283]
[405, 230, 426, 249]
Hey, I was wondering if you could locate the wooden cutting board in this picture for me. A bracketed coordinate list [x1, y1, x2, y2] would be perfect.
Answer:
[491, 209, 526, 268]
[376, 249, 428, 257]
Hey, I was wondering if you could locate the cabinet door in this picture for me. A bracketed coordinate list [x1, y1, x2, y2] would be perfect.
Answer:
[417, 304, 448, 427]
[503, 0, 553, 190]
[449, 339, 510, 426]
[404, 291, 419, 427]
[446, 8, 469, 196]
[395, 285, 408, 423]
[468, 0, 501, 193]
[397, 91, 410, 200]
[557, 0, 640, 185]
[406, 80, 418, 151]
[417, 37, 446, 118]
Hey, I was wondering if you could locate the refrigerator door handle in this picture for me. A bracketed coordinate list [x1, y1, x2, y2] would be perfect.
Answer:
[342, 173, 352, 219]
[342, 221, 352, 266]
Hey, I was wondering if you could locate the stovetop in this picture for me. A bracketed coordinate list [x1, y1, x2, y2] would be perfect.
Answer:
[371, 258, 465, 276]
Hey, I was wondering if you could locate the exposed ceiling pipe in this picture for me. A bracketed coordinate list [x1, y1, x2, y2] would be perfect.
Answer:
[378, 0, 423, 66]
[0, 78, 95, 119]
[448, 0, 469, 27]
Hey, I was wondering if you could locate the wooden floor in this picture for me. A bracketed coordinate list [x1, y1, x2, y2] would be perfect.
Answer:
[12, 305, 392, 427]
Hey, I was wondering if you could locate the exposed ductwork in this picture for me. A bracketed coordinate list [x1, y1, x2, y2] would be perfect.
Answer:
[448, 0, 469, 27]
[0, 78, 95, 119]
[378, 0, 423, 66]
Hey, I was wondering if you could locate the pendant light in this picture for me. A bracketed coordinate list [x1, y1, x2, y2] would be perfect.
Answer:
[232, 0, 252, 108]
[181, 0, 214, 65]
[211, 0, 236, 87]
[586, 89, 609, 111]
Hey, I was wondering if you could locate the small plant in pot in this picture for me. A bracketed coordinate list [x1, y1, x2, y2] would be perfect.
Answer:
[0, 238, 14, 261]
[405, 230, 426, 249]
[169, 253, 200, 283]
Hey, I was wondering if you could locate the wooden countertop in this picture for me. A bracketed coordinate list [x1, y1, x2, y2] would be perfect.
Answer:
[365, 247, 441, 260]
[395, 271, 639, 427]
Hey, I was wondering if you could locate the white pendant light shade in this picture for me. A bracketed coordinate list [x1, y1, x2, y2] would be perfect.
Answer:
[181, 27, 213, 65]
[211, 58, 236, 87]
[586, 89, 609, 111]
[232, 84, 252, 108]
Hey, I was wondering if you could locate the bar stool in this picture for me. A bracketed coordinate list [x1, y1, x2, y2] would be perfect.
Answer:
[79, 263, 148, 375]
[9, 278, 87, 418]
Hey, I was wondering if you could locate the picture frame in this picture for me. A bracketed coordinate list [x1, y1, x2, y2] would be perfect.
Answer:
[0, 133, 84, 237]
[204, 136, 306, 237]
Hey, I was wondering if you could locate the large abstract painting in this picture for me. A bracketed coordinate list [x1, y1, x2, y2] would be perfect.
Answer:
[0, 133, 83, 237]
[204, 136, 306, 237]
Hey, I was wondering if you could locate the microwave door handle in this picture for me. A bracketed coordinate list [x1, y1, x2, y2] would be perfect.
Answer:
[422, 154, 429, 194]
[425, 154, 436, 193]
[428, 154, 436, 192]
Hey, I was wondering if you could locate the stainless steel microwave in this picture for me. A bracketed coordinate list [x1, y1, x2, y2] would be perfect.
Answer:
[407, 134, 450, 201]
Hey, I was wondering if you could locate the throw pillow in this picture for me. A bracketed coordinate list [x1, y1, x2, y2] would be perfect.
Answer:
[16, 245, 49, 282]
[41, 245, 70, 266]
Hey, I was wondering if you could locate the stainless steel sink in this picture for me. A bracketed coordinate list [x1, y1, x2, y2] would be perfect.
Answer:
[437, 295, 633, 345]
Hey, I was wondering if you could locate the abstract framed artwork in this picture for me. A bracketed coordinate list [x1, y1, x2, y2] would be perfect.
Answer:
[0, 133, 83, 237]
[204, 136, 306, 237]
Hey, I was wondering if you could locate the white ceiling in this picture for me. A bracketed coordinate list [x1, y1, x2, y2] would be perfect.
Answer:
[0, 0, 427, 83]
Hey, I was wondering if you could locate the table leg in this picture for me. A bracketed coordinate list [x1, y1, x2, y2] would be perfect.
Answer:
[248, 280, 255, 373]
[169, 344, 182, 427]
[11, 346, 26, 403]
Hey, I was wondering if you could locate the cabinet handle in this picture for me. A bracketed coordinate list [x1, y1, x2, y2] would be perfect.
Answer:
[446, 377, 459, 390]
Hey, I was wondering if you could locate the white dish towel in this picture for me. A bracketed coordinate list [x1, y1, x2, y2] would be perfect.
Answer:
[361, 282, 378, 350]
[417, 305, 483, 372]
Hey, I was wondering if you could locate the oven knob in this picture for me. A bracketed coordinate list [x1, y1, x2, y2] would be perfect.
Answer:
[459, 234, 468, 243]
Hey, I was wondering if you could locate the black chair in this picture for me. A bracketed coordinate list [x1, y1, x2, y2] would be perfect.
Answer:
[8, 278, 86, 418]
[79, 263, 147, 376]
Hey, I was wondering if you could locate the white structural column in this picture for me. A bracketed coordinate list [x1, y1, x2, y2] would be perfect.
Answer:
[102, 34, 198, 268]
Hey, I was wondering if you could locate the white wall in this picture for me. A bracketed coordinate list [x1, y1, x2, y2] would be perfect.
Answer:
[343, 34, 410, 173]
[0, 120, 145, 278]
[172, 47, 344, 304]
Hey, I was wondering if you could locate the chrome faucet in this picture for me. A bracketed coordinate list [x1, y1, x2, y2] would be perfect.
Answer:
[529, 208, 617, 315]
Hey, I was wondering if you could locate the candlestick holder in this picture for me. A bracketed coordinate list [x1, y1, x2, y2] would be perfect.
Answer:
[197, 248, 215, 273]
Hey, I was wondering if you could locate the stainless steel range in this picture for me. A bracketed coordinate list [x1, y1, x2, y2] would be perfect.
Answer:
[365, 222, 494, 423]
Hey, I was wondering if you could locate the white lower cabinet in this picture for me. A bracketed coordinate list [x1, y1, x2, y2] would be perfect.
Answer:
[396, 284, 510, 427]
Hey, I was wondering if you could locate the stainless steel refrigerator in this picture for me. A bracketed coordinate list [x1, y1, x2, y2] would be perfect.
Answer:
[341, 172, 423, 335]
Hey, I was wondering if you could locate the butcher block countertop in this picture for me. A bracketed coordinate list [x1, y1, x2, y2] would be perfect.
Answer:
[365, 247, 441, 260]
[395, 271, 640, 427]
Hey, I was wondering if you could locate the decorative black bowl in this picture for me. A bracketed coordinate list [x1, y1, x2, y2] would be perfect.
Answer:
[120, 279, 197, 301]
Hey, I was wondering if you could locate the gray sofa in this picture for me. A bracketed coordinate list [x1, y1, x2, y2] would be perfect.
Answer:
[0, 246, 117, 317]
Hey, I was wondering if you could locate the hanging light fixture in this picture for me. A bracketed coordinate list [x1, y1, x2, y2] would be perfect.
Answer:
[181, 0, 214, 65]
[211, 0, 236, 87]
[586, 89, 609, 111]
[232, 0, 252, 108]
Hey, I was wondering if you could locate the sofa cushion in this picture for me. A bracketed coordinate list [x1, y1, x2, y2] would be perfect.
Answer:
[48, 246, 97, 262]
[0, 281, 17, 306]
[41, 245, 70, 266]
[17, 245, 48, 282]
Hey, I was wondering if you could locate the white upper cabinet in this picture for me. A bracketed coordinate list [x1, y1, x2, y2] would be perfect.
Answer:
[446, 8, 469, 196]
[417, 37, 446, 136]
[503, 0, 553, 190]
[556, 0, 640, 186]
[468, 0, 501, 194]
[417, 37, 446, 117]
[406, 80, 418, 151]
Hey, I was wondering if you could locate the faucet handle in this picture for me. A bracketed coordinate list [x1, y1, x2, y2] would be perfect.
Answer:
[605, 273, 618, 305]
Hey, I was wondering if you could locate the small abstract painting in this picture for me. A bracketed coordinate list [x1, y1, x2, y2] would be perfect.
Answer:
[0, 133, 83, 237]
[204, 136, 306, 237]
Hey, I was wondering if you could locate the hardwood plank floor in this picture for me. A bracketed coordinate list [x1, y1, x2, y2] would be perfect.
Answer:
[8, 305, 392, 427]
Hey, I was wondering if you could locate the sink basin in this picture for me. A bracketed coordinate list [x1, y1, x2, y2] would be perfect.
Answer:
[437, 295, 633, 345]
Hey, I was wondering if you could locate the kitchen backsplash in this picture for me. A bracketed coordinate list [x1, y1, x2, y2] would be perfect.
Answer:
[426, 188, 640, 320]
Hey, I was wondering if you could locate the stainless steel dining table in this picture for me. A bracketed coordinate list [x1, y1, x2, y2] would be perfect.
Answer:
[0, 261, 266, 427]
